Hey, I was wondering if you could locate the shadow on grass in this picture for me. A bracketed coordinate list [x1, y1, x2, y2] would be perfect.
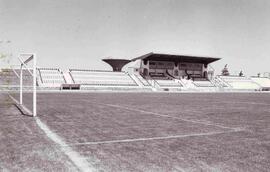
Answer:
[13, 104, 33, 117]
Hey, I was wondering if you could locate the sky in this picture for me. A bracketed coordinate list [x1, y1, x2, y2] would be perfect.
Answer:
[0, 0, 270, 76]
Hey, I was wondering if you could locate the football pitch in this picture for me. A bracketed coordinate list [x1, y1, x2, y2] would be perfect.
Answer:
[1, 92, 270, 172]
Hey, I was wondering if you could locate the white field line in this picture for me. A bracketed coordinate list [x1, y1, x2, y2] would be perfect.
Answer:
[35, 118, 94, 172]
[70, 129, 244, 146]
[217, 101, 270, 106]
[98, 103, 237, 131]
[8, 94, 94, 172]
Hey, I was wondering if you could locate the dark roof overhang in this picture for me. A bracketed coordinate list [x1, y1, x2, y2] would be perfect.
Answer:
[131, 52, 220, 64]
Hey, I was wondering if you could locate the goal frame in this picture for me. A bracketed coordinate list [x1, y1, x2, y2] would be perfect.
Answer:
[18, 53, 37, 117]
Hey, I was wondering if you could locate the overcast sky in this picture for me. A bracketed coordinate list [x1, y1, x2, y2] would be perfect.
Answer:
[0, 0, 270, 76]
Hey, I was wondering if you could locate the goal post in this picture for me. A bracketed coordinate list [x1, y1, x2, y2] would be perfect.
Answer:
[18, 53, 37, 117]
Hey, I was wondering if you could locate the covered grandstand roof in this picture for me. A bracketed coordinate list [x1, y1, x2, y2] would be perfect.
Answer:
[132, 52, 220, 64]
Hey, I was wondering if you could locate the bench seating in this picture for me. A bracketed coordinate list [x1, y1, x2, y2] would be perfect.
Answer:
[38, 68, 66, 87]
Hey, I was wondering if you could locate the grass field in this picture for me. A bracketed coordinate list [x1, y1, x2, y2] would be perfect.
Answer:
[1, 92, 270, 172]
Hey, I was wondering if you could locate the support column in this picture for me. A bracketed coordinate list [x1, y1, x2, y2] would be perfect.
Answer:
[20, 65, 23, 105]
[33, 54, 37, 117]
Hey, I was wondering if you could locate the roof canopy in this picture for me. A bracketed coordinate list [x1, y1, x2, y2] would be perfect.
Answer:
[132, 52, 220, 64]
[102, 59, 131, 72]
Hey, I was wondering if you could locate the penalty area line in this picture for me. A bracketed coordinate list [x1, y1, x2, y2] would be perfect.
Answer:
[98, 103, 236, 131]
[69, 129, 245, 146]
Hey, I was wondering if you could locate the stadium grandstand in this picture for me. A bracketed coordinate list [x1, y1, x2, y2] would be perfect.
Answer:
[128, 52, 220, 91]
[0, 52, 270, 92]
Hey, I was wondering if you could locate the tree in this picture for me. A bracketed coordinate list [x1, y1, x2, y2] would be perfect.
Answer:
[239, 70, 243, 76]
[221, 64, 230, 76]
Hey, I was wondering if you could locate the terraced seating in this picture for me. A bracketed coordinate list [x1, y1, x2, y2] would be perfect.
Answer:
[38, 68, 66, 86]
[149, 73, 166, 78]
[148, 73, 182, 88]
[218, 75, 261, 90]
[155, 79, 182, 87]
[192, 78, 215, 87]
[69, 69, 138, 86]
[212, 77, 228, 87]
[134, 74, 151, 86]
[193, 81, 215, 87]
[250, 77, 270, 89]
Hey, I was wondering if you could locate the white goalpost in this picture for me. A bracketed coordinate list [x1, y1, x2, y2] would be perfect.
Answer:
[18, 53, 37, 117]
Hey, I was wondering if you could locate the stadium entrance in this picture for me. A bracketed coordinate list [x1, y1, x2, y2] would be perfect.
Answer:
[132, 53, 220, 80]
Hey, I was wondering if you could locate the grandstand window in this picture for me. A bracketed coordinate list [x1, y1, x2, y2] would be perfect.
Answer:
[143, 60, 148, 65]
